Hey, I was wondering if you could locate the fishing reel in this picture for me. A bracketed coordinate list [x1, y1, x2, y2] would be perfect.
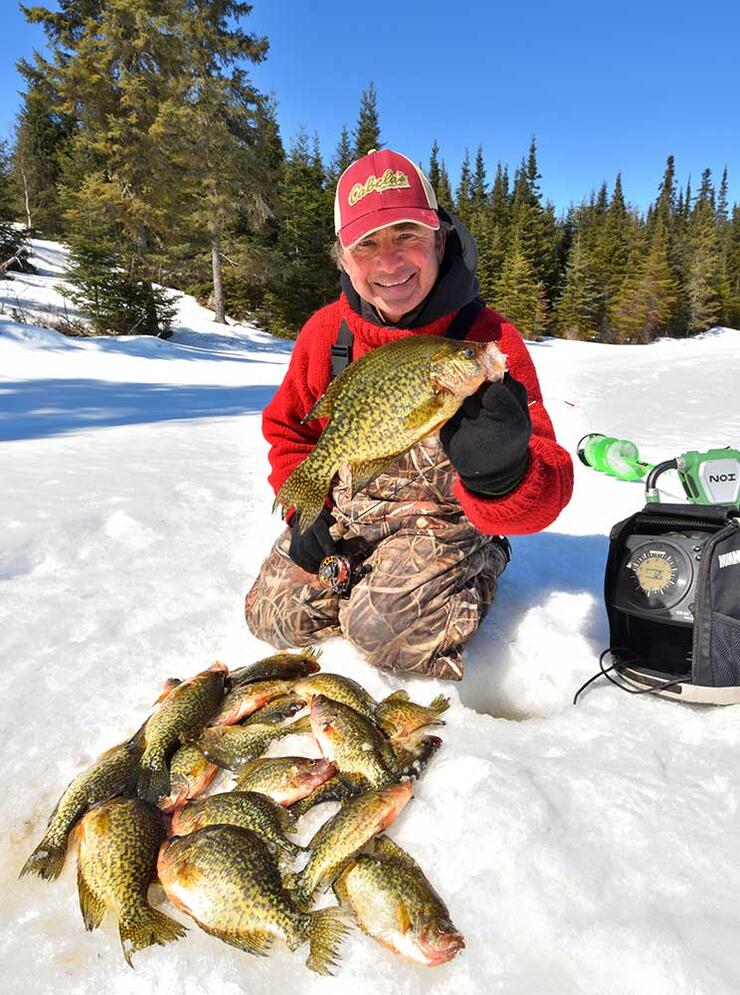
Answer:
[317, 555, 372, 599]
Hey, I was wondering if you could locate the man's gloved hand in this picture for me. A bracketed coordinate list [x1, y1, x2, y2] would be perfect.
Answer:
[439, 372, 532, 496]
[288, 506, 339, 574]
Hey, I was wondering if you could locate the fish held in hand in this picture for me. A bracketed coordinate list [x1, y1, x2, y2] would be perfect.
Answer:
[334, 834, 464, 967]
[275, 335, 506, 533]
[20, 738, 143, 882]
[76, 798, 185, 966]
[137, 662, 227, 805]
[158, 825, 349, 974]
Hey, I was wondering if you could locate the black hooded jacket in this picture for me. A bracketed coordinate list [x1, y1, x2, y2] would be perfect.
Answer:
[340, 207, 482, 329]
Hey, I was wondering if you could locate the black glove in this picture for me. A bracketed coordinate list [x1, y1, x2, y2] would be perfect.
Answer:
[288, 506, 339, 574]
[439, 373, 532, 496]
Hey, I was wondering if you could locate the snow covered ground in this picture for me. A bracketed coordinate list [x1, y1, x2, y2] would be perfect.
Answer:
[2, 240, 740, 994]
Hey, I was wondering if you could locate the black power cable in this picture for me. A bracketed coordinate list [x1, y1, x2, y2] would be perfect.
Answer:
[573, 648, 685, 705]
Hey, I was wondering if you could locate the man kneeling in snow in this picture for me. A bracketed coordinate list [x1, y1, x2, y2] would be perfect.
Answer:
[245, 149, 573, 679]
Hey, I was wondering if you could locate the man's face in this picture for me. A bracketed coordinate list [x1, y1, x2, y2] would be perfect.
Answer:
[340, 222, 445, 323]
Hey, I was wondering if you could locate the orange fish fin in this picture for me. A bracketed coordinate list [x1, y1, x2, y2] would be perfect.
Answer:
[77, 860, 107, 931]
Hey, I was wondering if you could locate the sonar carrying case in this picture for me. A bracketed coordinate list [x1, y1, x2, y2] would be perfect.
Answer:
[604, 502, 740, 703]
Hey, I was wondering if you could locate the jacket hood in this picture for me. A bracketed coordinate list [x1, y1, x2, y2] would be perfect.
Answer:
[340, 206, 481, 330]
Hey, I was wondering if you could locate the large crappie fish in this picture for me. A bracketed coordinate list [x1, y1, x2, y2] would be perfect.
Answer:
[334, 834, 464, 967]
[76, 797, 185, 966]
[137, 662, 227, 805]
[158, 824, 349, 974]
[20, 736, 144, 881]
[275, 335, 507, 532]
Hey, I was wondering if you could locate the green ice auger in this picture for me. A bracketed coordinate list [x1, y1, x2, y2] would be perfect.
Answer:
[578, 434, 740, 507]
[576, 434, 652, 483]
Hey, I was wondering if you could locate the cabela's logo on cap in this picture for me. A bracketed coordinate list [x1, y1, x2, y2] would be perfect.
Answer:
[348, 168, 411, 206]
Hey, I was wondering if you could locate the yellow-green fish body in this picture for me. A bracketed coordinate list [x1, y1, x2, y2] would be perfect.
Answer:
[234, 756, 337, 805]
[276, 335, 506, 532]
[197, 714, 312, 771]
[376, 690, 449, 741]
[334, 834, 464, 967]
[291, 781, 413, 908]
[20, 738, 143, 881]
[294, 673, 378, 722]
[228, 648, 322, 687]
[137, 662, 227, 803]
[157, 744, 218, 813]
[170, 791, 302, 856]
[212, 679, 298, 726]
[76, 798, 185, 966]
[158, 825, 348, 974]
[310, 694, 397, 787]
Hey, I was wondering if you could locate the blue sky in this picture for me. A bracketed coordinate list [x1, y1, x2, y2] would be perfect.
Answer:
[2, 0, 738, 214]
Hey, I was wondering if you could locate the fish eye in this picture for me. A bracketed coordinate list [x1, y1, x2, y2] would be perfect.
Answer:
[461, 346, 475, 359]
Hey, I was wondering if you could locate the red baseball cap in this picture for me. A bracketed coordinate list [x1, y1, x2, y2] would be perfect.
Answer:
[334, 148, 440, 248]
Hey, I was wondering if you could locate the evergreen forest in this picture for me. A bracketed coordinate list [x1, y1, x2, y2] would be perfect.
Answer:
[2, 1, 738, 343]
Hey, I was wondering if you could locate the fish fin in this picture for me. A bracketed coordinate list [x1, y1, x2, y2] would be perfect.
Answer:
[274, 457, 335, 535]
[19, 831, 67, 882]
[201, 922, 274, 956]
[76, 861, 106, 930]
[305, 646, 322, 662]
[429, 694, 450, 716]
[379, 689, 410, 705]
[153, 678, 181, 705]
[371, 834, 421, 871]
[301, 389, 335, 424]
[137, 753, 171, 806]
[277, 804, 298, 833]
[118, 904, 186, 967]
[349, 455, 397, 496]
[403, 395, 446, 432]
[305, 906, 352, 975]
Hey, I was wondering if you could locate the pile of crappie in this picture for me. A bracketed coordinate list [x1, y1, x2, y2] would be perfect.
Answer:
[20, 650, 464, 972]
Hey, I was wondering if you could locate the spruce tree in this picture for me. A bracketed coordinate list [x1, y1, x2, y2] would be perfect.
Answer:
[437, 160, 453, 209]
[427, 140, 441, 197]
[492, 229, 548, 337]
[685, 169, 723, 331]
[610, 222, 677, 343]
[455, 149, 473, 226]
[554, 233, 603, 339]
[12, 70, 73, 233]
[328, 126, 354, 184]
[353, 82, 381, 156]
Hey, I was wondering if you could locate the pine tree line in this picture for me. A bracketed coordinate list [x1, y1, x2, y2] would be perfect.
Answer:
[2, 2, 738, 341]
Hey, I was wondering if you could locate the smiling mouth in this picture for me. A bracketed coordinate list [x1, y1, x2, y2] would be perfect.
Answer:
[374, 273, 415, 288]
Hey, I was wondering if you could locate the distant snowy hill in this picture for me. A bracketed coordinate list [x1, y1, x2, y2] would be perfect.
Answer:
[3, 239, 740, 994]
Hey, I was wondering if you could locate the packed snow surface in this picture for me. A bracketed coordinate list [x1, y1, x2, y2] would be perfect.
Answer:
[2, 240, 740, 994]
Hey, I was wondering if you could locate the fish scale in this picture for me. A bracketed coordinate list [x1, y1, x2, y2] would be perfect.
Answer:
[276, 335, 506, 532]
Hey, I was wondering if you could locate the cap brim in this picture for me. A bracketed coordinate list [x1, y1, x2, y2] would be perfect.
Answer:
[338, 207, 440, 249]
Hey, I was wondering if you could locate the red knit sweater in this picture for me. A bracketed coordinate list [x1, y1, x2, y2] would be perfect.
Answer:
[263, 294, 573, 535]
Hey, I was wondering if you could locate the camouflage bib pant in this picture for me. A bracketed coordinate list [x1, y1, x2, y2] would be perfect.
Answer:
[245, 437, 508, 680]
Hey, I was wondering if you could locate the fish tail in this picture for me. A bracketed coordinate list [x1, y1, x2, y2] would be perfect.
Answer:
[136, 752, 171, 806]
[274, 456, 334, 535]
[429, 694, 450, 716]
[19, 832, 67, 881]
[118, 904, 187, 967]
[305, 906, 351, 975]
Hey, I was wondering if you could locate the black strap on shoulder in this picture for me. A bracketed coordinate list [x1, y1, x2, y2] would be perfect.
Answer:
[445, 297, 485, 340]
[330, 320, 354, 380]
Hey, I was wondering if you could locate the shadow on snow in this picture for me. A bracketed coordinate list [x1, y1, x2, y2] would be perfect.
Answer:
[0, 379, 278, 441]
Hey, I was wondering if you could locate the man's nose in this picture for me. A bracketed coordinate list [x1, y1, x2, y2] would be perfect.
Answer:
[374, 243, 405, 270]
